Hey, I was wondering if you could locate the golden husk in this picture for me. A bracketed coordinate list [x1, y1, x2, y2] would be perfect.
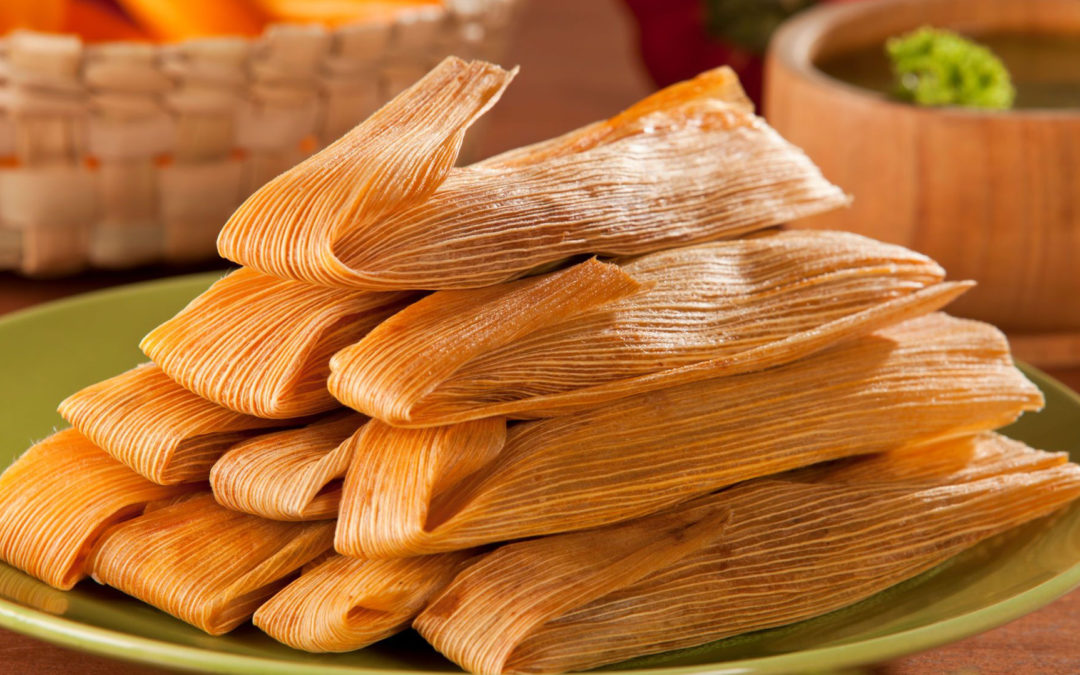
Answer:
[416, 433, 1080, 674]
[217, 58, 849, 290]
[254, 551, 475, 652]
[58, 363, 295, 484]
[217, 57, 518, 288]
[210, 412, 365, 521]
[329, 230, 968, 426]
[335, 314, 1043, 558]
[0, 429, 192, 589]
[88, 493, 334, 635]
[141, 267, 414, 419]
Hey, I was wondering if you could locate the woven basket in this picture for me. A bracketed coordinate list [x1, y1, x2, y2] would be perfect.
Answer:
[0, 0, 518, 276]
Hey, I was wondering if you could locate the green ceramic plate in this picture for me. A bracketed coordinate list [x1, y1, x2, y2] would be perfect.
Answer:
[0, 273, 1078, 674]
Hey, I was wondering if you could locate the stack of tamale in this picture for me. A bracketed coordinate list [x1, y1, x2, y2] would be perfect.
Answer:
[1, 57, 1078, 675]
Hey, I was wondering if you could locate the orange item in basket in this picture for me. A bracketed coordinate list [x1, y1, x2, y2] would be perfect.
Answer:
[0, 0, 66, 35]
[114, 0, 268, 41]
[62, 0, 148, 42]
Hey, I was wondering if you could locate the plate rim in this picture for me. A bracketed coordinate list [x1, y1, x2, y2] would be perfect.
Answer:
[0, 273, 1078, 674]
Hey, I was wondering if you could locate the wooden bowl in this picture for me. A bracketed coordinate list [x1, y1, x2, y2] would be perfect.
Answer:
[765, 0, 1080, 365]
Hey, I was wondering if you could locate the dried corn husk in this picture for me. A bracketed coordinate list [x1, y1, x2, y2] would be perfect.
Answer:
[217, 59, 849, 290]
[480, 54, 770, 169]
[211, 412, 365, 520]
[416, 434, 1080, 674]
[254, 550, 475, 652]
[330, 230, 969, 426]
[88, 493, 334, 635]
[0, 429, 192, 589]
[335, 313, 1044, 558]
[789, 431, 1073, 485]
[141, 268, 414, 419]
[58, 363, 293, 484]
[216, 56, 516, 287]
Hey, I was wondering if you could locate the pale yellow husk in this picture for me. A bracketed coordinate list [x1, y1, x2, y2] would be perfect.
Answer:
[58, 363, 295, 484]
[254, 551, 475, 652]
[0, 429, 192, 589]
[142, 268, 414, 419]
[217, 58, 849, 290]
[329, 230, 969, 426]
[415, 433, 1080, 674]
[88, 493, 334, 635]
[211, 412, 366, 521]
[335, 313, 1044, 558]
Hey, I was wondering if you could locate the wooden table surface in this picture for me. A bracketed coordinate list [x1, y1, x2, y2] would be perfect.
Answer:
[0, 1, 1077, 673]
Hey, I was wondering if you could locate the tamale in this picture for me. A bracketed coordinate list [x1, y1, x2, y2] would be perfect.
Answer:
[416, 434, 1080, 674]
[789, 430, 1073, 485]
[335, 313, 1044, 558]
[217, 58, 849, 290]
[58, 363, 293, 484]
[330, 230, 970, 426]
[88, 494, 334, 635]
[217, 57, 517, 288]
[141, 268, 414, 419]
[254, 551, 475, 652]
[211, 412, 365, 521]
[0, 429, 191, 590]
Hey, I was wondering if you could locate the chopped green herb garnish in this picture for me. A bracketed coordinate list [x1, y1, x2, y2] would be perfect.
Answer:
[887, 27, 1015, 110]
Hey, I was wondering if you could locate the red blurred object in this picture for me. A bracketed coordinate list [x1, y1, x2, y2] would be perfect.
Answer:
[623, 0, 866, 109]
[63, 0, 148, 42]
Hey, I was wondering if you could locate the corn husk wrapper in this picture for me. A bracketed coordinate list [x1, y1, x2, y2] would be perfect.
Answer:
[58, 363, 294, 484]
[330, 230, 969, 426]
[788, 430, 1072, 485]
[142, 268, 414, 419]
[217, 57, 517, 289]
[254, 551, 475, 652]
[88, 493, 334, 635]
[335, 314, 1044, 558]
[0, 429, 192, 590]
[217, 58, 849, 290]
[211, 412, 365, 521]
[416, 433, 1080, 674]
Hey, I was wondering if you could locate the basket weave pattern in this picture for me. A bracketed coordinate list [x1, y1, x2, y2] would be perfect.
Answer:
[0, 0, 517, 276]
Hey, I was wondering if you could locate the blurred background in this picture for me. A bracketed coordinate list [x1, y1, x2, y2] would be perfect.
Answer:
[0, 0, 656, 307]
